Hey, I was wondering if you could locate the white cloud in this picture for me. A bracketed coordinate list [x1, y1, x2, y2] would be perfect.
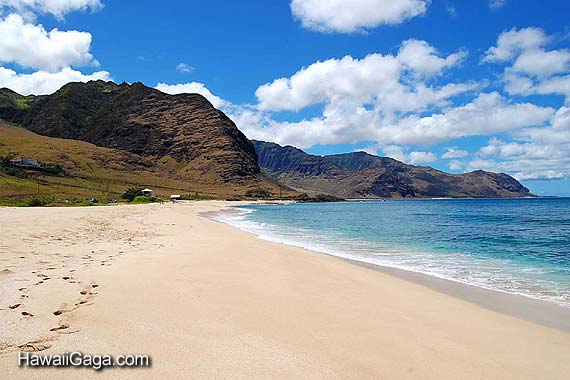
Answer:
[380, 92, 554, 145]
[489, 0, 506, 10]
[448, 160, 464, 171]
[0, 0, 102, 19]
[408, 150, 437, 164]
[256, 40, 469, 113]
[442, 147, 468, 159]
[0, 1, 108, 97]
[511, 49, 570, 77]
[0, 13, 96, 71]
[482, 27, 548, 63]
[249, 90, 554, 149]
[0, 66, 110, 95]
[378, 145, 436, 164]
[155, 82, 227, 109]
[176, 63, 194, 74]
[380, 145, 406, 162]
[290, 0, 429, 33]
[357, 145, 380, 156]
[398, 39, 466, 77]
[483, 27, 570, 101]
[470, 107, 570, 180]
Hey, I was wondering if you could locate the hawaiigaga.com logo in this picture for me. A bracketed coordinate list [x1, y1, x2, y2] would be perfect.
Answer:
[19, 351, 151, 370]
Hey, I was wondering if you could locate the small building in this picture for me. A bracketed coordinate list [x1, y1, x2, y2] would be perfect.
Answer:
[9, 158, 41, 168]
[142, 188, 153, 197]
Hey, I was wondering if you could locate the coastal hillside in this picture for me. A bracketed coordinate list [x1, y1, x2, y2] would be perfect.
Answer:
[0, 81, 263, 186]
[253, 140, 531, 198]
[0, 122, 284, 200]
[0, 81, 288, 200]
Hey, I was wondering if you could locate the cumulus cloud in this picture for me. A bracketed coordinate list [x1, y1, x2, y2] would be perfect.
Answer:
[482, 27, 548, 63]
[155, 82, 228, 109]
[0, 2, 108, 95]
[448, 160, 464, 171]
[408, 151, 437, 164]
[377, 145, 437, 164]
[511, 49, 570, 77]
[0, 13, 96, 71]
[176, 63, 194, 74]
[256, 39, 469, 113]
[483, 27, 570, 101]
[253, 77, 552, 148]
[290, 0, 429, 33]
[377, 92, 554, 145]
[470, 107, 570, 180]
[0, 66, 110, 95]
[0, 0, 102, 19]
[398, 39, 466, 76]
[442, 147, 468, 159]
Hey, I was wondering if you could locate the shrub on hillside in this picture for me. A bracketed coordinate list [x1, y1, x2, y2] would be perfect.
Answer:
[27, 198, 48, 207]
[122, 187, 144, 201]
[244, 188, 271, 198]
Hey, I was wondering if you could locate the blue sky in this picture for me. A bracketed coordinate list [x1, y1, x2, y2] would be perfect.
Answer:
[1, 0, 569, 195]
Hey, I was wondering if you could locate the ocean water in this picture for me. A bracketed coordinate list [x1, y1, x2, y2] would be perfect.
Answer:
[216, 198, 570, 307]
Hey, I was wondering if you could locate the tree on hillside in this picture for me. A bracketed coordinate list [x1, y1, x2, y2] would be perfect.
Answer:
[122, 187, 144, 202]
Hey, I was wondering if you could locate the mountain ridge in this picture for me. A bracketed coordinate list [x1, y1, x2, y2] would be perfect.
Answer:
[0, 80, 532, 200]
[0, 81, 265, 187]
[252, 140, 531, 198]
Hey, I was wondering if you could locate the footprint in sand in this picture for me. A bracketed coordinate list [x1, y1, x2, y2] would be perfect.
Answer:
[49, 324, 69, 332]
[19, 343, 51, 352]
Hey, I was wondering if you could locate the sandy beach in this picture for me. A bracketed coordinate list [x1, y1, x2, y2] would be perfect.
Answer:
[1, 201, 569, 379]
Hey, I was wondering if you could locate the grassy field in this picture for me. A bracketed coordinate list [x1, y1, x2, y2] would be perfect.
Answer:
[0, 122, 292, 205]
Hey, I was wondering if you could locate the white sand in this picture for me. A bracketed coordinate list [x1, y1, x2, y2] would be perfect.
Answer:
[1, 201, 569, 379]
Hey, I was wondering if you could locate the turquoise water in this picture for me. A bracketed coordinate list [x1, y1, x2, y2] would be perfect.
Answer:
[217, 198, 570, 307]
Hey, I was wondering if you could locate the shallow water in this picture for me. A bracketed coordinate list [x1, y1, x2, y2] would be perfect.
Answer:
[216, 198, 570, 307]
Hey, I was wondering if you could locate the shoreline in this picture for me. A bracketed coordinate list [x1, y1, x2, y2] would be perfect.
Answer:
[207, 205, 570, 332]
[1, 201, 569, 379]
